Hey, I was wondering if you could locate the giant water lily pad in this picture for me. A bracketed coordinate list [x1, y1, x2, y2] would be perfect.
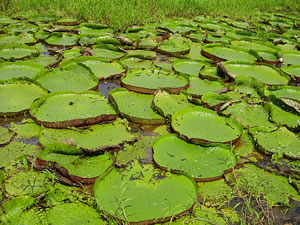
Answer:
[187, 77, 224, 97]
[220, 61, 289, 85]
[92, 44, 125, 59]
[10, 119, 41, 139]
[0, 126, 14, 146]
[0, 142, 37, 167]
[34, 63, 99, 92]
[225, 164, 300, 206]
[231, 40, 279, 53]
[0, 44, 39, 60]
[121, 68, 189, 94]
[254, 127, 300, 159]
[152, 90, 203, 117]
[0, 61, 44, 81]
[30, 91, 117, 128]
[109, 88, 164, 125]
[62, 56, 125, 80]
[201, 44, 257, 62]
[171, 108, 242, 144]
[268, 103, 300, 129]
[39, 119, 135, 152]
[158, 35, 190, 55]
[222, 101, 276, 131]
[281, 65, 300, 81]
[121, 56, 152, 69]
[197, 179, 234, 207]
[45, 33, 79, 46]
[280, 50, 300, 65]
[4, 170, 52, 197]
[39, 151, 113, 184]
[265, 86, 300, 102]
[172, 59, 210, 76]
[0, 78, 47, 117]
[153, 134, 237, 181]
[94, 162, 198, 224]
[47, 203, 106, 225]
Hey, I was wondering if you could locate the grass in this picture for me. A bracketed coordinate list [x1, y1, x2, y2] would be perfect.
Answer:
[1, 0, 299, 31]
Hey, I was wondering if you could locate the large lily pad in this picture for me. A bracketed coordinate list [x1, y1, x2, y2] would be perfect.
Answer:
[265, 86, 300, 102]
[172, 59, 210, 76]
[197, 179, 234, 207]
[34, 63, 99, 92]
[4, 170, 52, 197]
[109, 88, 164, 125]
[152, 90, 203, 117]
[39, 118, 135, 152]
[201, 44, 257, 62]
[0, 126, 14, 146]
[0, 142, 37, 167]
[220, 61, 290, 85]
[0, 78, 47, 117]
[281, 65, 300, 81]
[231, 40, 279, 53]
[254, 127, 300, 159]
[94, 162, 198, 224]
[171, 108, 242, 144]
[30, 91, 117, 128]
[153, 134, 237, 181]
[280, 50, 300, 65]
[47, 203, 106, 225]
[121, 68, 189, 94]
[225, 164, 300, 206]
[187, 77, 224, 98]
[222, 101, 277, 132]
[0, 44, 39, 60]
[0, 61, 44, 81]
[45, 33, 79, 46]
[121, 56, 152, 69]
[62, 56, 125, 80]
[92, 44, 125, 59]
[158, 35, 190, 55]
[268, 103, 300, 130]
[39, 151, 113, 184]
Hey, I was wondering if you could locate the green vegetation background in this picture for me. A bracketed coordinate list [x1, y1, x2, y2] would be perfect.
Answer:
[1, 0, 299, 30]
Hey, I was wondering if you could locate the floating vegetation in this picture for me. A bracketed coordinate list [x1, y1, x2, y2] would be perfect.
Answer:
[0, 11, 299, 225]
